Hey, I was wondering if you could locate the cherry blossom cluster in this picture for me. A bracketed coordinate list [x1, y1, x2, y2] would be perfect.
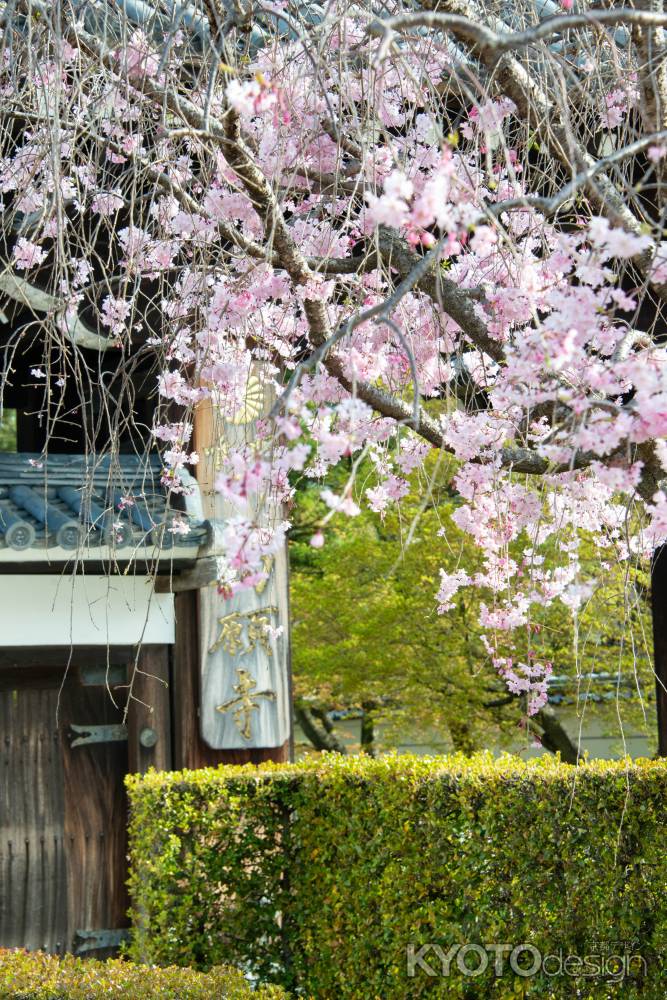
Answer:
[0, 2, 664, 712]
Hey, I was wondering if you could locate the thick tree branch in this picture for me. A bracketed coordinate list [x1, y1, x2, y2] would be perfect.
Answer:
[415, 0, 667, 302]
[370, 7, 667, 52]
[295, 704, 348, 754]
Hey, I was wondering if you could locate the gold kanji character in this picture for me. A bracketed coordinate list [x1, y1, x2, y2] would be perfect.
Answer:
[246, 607, 278, 656]
[216, 668, 276, 740]
[254, 555, 274, 595]
[209, 612, 245, 656]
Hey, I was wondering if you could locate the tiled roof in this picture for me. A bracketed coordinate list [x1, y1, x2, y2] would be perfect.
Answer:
[0, 453, 209, 556]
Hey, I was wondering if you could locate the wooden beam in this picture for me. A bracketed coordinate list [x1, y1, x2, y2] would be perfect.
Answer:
[154, 557, 218, 594]
[0, 647, 134, 670]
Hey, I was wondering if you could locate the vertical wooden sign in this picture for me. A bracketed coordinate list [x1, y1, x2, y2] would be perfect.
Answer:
[194, 387, 291, 752]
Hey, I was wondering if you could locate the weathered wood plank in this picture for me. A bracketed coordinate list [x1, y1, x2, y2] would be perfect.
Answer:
[193, 396, 292, 753]
[0, 684, 66, 952]
[199, 550, 291, 750]
[61, 681, 129, 954]
[172, 591, 289, 768]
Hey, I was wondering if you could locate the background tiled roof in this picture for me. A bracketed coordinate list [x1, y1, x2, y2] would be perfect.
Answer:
[0, 453, 209, 553]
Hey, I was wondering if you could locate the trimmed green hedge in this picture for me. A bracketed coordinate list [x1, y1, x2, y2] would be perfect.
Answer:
[126, 754, 667, 999]
[0, 949, 288, 998]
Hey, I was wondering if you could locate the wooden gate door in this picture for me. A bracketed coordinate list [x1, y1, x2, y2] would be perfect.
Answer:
[0, 655, 130, 955]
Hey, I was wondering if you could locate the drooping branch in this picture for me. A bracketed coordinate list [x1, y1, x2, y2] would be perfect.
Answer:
[0, 2, 656, 483]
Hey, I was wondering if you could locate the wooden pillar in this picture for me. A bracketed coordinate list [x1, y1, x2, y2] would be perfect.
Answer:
[651, 546, 667, 756]
[126, 646, 172, 773]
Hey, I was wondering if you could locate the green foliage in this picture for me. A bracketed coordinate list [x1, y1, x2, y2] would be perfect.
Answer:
[0, 409, 16, 452]
[289, 457, 655, 753]
[291, 478, 504, 749]
[127, 755, 667, 999]
[0, 949, 288, 998]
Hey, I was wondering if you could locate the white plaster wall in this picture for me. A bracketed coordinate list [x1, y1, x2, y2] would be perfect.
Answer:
[0, 574, 174, 645]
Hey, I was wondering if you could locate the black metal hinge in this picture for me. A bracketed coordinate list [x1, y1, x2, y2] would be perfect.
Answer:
[73, 929, 130, 954]
[80, 664, 127, 687]
[69, 723, 128, 747]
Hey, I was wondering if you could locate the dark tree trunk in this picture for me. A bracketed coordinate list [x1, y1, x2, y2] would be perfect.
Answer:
[360, 702, 375, 756]
[448, 720, 476, 754]
[485, 691, 582, 763]
[295, 705, 347, 754]
[534, 705, 582, 764]
[651, 546, 667, 756]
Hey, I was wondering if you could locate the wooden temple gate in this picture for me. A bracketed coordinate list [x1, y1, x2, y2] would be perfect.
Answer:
[0, 0, 291, 941]
[0, 391, 292, 954]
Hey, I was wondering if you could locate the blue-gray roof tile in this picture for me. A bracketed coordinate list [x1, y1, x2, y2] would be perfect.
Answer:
[0, 453, 209, 553]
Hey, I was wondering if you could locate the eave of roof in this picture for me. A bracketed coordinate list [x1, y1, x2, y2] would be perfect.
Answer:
[0, 452, 209, 562]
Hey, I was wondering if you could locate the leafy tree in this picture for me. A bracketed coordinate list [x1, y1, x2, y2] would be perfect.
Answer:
[290, 458, 655, 761]
[0, 410, 15, 453]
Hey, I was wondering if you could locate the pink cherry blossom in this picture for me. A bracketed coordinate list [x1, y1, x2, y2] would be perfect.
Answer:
[436, 570, 472, 612]
[13, 238, 46, 270]
[100, 296, 132, 335]
[91, 191, 125, 216]
[320, 488, 361, 517]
